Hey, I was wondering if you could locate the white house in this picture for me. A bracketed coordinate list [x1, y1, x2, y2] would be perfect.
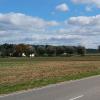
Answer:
[22, 53, 26, 57]
[30, 53, 35, 58]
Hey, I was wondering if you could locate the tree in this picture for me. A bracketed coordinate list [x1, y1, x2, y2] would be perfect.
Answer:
[14, 44, 28, 57]
[36, 45, 46, 56]
[25, 45, 36, 56]
[46, 45, 56, 56]
[98, 46, 100, 53]
[0, 44, 14, 57]
[77, 46, 86, 56]
[56, 46, 65, 56]
[64, 46, 75, 56]
[6, 44, 15, 56]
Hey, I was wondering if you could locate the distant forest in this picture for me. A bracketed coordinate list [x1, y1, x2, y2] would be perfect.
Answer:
[0, 44, 99, 57]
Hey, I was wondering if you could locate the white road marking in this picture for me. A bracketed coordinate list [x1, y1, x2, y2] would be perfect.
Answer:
[69, 95, 84, 100]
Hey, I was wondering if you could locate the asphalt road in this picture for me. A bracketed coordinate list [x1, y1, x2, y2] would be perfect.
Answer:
[0, 75, 100, 100]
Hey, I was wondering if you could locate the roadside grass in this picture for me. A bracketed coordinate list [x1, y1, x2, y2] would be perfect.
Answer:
[1, 70, 100, 94]
[0, 56, 100, 94]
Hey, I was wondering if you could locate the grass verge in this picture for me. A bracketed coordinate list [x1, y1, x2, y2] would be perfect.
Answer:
[0, 70, 100, 94]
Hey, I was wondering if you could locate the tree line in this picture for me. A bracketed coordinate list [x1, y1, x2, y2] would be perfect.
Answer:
[0, 44, 86, 57]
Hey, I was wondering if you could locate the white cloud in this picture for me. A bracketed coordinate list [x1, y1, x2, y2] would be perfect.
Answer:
[68, 15, 100, 26]
[0, 12, 100, 48]
[0, 12, 60, 44]
[56, 3, 69, 12]
[0, 12, 59, 31]
[68, 16, 92, 25]
[85, 6, 92, 12]
[47, 21, 59, 26]
[72, 0, 100, 8]
[64, 14, 100, 48]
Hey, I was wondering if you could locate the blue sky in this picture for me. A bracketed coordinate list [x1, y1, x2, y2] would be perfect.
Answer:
[0, 0, 99, 20]
[0, 0, 100, 48]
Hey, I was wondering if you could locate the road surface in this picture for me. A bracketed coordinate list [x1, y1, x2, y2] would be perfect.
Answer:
[0, 75, 100, 100]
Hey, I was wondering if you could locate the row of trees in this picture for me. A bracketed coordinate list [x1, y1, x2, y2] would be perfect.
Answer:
[0, 44, 86, 57]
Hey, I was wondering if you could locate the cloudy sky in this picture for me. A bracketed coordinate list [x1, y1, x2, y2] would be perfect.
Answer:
[0, 0, 100, 48]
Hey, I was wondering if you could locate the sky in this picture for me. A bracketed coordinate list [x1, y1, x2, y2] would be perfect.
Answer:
[0, 0, 100, 48]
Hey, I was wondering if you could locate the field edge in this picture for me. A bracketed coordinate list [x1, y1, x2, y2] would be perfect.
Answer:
[0, 70, 100, 95]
